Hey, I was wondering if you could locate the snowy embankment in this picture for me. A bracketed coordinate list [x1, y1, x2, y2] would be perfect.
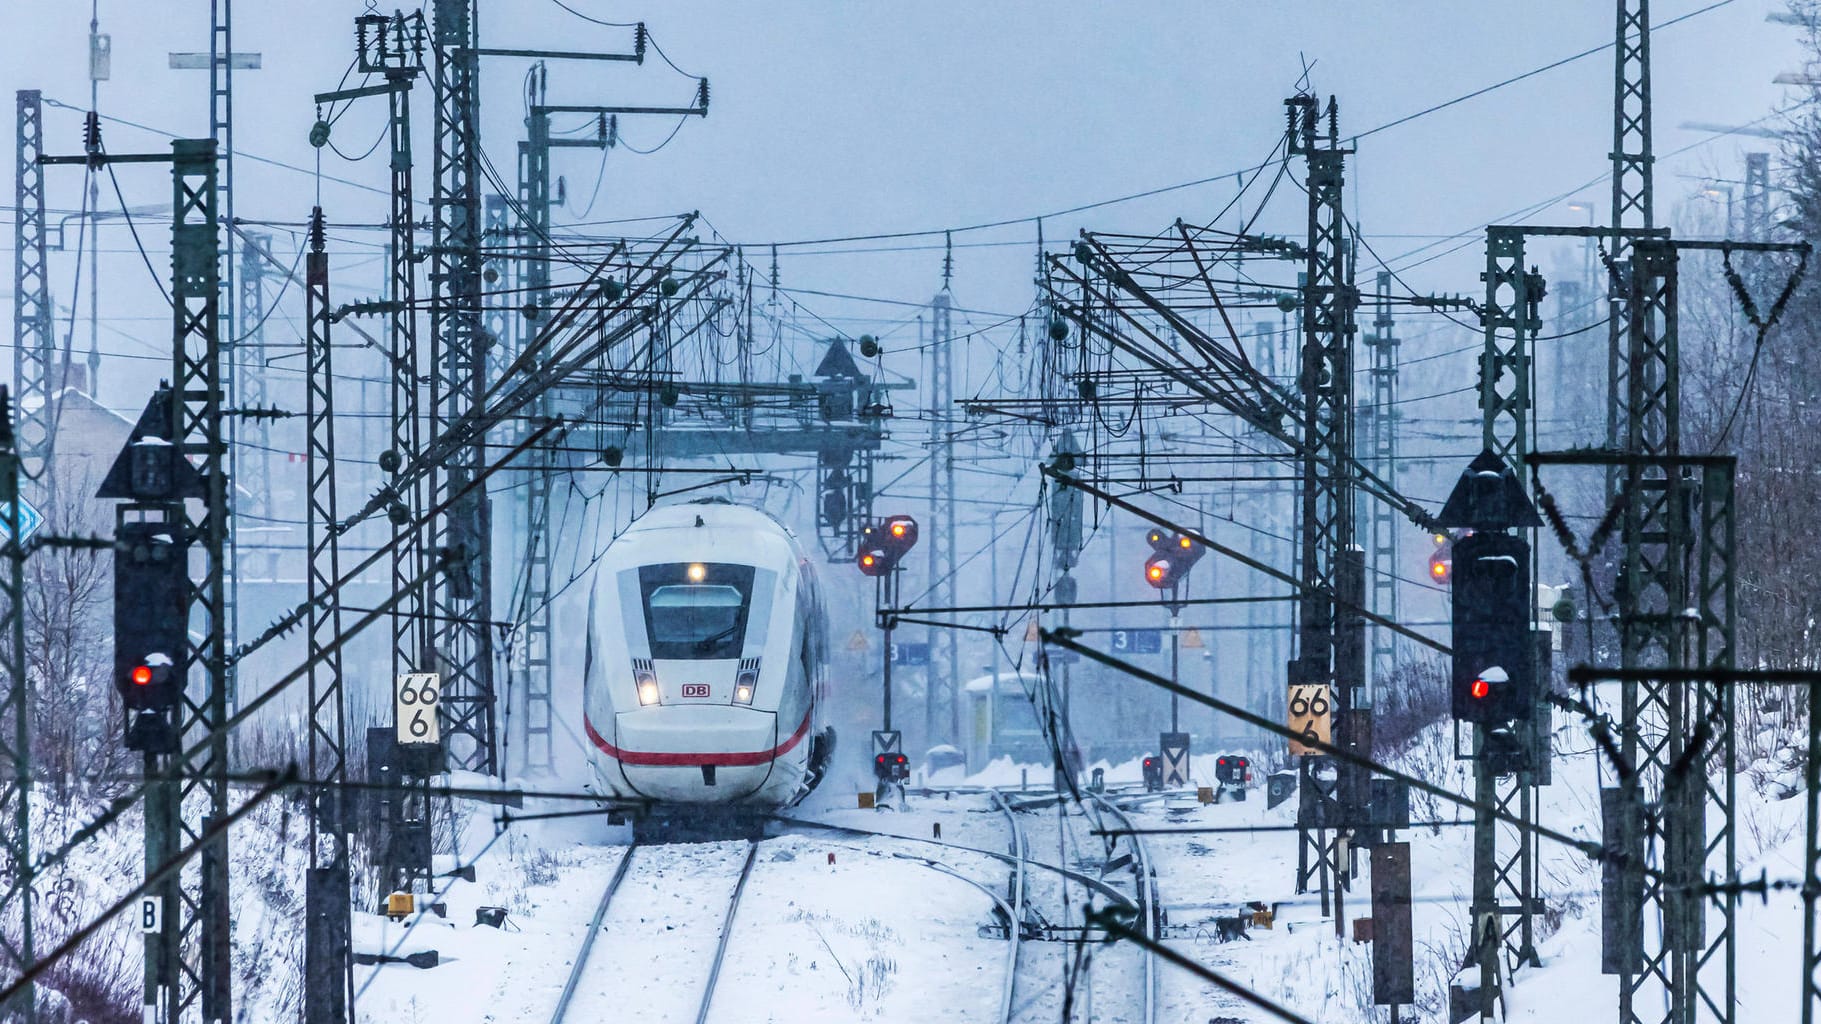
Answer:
[324, 713, 1815, 1023]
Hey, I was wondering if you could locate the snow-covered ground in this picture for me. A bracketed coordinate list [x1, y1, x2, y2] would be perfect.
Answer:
[272, 714, 1817, 1023]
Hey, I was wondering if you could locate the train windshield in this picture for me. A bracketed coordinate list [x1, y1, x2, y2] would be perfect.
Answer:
[638, 562, 756, 660]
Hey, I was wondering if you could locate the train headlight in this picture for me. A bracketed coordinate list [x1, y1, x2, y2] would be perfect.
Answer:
[734, 683, 754, 704]
[733, 668, 757, 705]
[634, 668, 660, 706]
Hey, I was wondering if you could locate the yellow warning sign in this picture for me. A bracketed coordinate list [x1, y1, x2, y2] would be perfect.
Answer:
[1024, 620, 1041, 643]
[848, 630, 870, 652]
[1179, 627, 1204, 649]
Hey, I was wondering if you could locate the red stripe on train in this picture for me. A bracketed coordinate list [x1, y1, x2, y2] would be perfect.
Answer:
[584, 711, 813, 767]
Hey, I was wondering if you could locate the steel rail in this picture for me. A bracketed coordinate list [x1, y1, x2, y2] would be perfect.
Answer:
[695, 839, 760, 1024]
[771, 816, 1136, 909]
[992, 791, 1027, 1024]
[548, 843, 639, 1024]
[1089, 793, 1159, 1024]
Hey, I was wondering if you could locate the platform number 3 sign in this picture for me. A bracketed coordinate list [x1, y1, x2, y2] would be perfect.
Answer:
[396, 673, 442, 746]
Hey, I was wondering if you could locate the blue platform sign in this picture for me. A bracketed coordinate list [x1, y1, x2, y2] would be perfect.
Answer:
[1108, 628, 1163, 655]
[890, 641, 931, 667]
[0, 497, 44, 546]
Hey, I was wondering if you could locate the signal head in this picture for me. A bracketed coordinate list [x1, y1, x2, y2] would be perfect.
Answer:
[856, 547, 893, 577]
[881, 515, 919, 555]
[132, 664, 153, 687]
[1144, 527, 1172, 552]
[1144, 554, 1174, 589]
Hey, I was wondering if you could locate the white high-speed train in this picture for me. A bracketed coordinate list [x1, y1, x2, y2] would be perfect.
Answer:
[583, 500, 834, 812]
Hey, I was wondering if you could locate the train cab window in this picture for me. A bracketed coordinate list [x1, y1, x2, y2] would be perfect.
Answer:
[638, 563, 756, 660]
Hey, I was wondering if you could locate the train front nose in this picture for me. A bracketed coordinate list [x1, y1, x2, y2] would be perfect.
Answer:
[609, 705, 785, 802]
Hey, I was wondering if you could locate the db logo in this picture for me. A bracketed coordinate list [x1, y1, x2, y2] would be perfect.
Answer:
[680, 683, 711, 698]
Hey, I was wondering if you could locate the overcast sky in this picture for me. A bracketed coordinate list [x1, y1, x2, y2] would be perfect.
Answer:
[0, 0, 1803, 413]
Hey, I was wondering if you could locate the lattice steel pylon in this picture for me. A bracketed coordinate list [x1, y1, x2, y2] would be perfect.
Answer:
[0, 393, 35, 1024]
[1363, 269, 1398, 693]
[1611, 241, 1737, 1024]
[316, 9, 435, 898]
[1473, 224, 1549, 1013]
[237, 234, 273, 592]
[1286, 93, 1361, 900]
[429, 0, 497, 775]
[302, 208, 352, 1024]
[1607, 0, 1654, 462]
[13, 92, 53, 478]
[171, 134, 234, 1024]
[926, 266, 960, 747]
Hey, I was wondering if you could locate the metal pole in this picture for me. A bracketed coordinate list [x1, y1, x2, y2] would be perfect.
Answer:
[12, 92, 52, 475]
[881, 571, 893, 733]
[302, 208, 352, 1024]
[0, 391, 35, 1024]
[1169, 628, 1179, 733]
[429, 0, 498, 775]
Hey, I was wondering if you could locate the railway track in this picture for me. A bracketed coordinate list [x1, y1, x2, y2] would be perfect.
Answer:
[547, 839, 759, 1024]
[992, 790, 1029, 1024]
[1088, 791, 1160, 1024]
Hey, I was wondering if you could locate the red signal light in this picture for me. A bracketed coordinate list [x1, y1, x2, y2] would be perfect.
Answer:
[1471, 678, 1490, 700]
[132, 665, 153, 686]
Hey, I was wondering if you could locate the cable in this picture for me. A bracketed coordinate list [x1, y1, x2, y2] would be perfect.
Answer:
[103, 162, 172, 307]
[1353, 0, 1739, 144]
[543, 0, 638, 27]
[615, 113, 691, 155]
[731, 0, 1740, 250]
[41, 96, 414, 206]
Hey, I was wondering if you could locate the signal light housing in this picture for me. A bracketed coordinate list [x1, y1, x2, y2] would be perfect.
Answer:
[873, 752, 910, 783]
[1450, 532, 1533, 726]
[855, 515, 920, 576]
[1144, 555, 1173, 588]
[881, 515, 919, 555]
[113, 521, 189, 717]
[856, 548, 890, 577]
[1141, 528, 1204, 591]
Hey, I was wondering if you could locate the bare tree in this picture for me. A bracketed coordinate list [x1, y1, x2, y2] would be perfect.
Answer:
[24, 467, 130, 798]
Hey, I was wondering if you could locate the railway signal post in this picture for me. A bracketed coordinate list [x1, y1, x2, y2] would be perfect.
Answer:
[1143, 527, 1202, 787]
[1437, 450, 1542, 1020]
[861, 515, 918, 802]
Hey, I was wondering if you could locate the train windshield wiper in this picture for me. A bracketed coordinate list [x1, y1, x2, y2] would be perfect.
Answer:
[694, 623, 739, 653]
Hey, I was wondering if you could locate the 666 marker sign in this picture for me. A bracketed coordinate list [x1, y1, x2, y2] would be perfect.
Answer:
[395, 673, 442, 746]
[1286, 683, 1332, 756]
